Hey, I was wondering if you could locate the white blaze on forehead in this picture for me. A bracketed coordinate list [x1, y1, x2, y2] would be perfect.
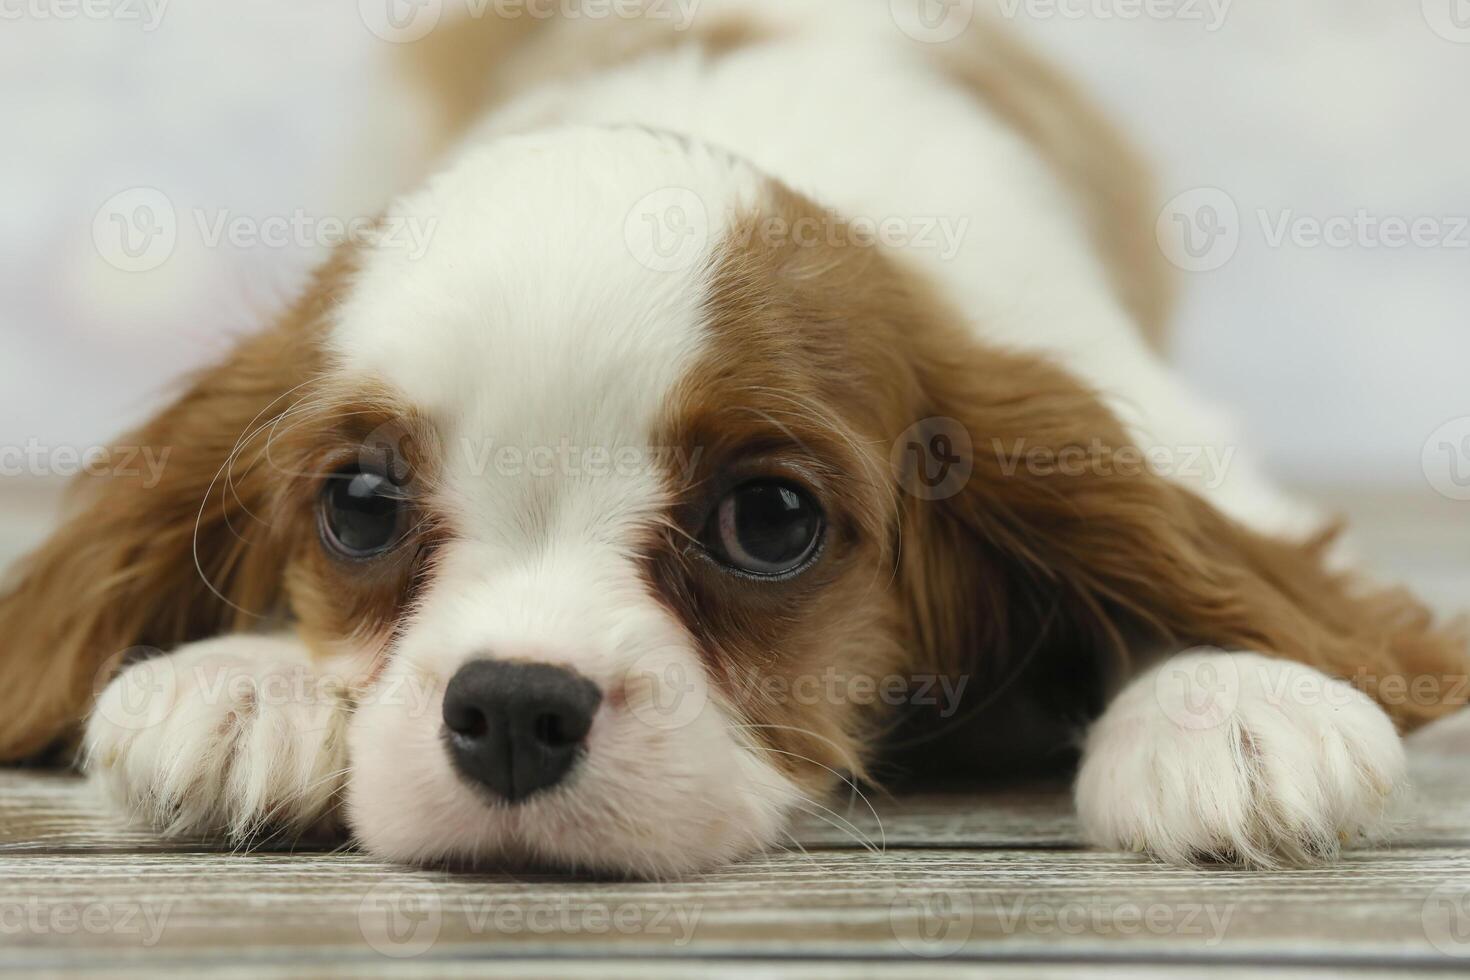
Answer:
[329, 126, 762, 432]
[327, 126, 764, 558]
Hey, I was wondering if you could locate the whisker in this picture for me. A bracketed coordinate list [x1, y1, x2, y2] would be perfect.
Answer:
[727, 735, 887, 853]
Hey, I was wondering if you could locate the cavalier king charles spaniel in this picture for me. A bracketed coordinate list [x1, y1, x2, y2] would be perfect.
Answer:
[2, 1, 1464, 877]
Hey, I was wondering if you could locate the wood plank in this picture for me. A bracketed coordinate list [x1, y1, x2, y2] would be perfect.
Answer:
[31, 965, 1449, 980]
[2, 849, 1470, 969]
[41, 964, 1456, 980]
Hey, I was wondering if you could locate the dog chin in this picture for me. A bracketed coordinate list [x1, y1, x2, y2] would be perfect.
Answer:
[343, 673, 805, 878]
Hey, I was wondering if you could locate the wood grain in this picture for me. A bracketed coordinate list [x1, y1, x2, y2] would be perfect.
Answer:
[2, 847, 1470, 970]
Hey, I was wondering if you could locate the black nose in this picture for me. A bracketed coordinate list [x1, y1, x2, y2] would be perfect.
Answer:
[442, 660, 602, 803]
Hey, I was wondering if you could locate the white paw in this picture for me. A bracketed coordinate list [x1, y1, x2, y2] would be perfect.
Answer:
[1075, 650, 1406, 867]
[83, 635, 350, 841]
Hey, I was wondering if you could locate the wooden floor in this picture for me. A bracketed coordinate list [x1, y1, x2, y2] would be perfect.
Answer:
[1, 483, 1468, 978]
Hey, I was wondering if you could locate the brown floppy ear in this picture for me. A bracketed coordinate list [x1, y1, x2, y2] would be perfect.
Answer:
[893, 322, 1468, 764]
[0, 253, 355, 762]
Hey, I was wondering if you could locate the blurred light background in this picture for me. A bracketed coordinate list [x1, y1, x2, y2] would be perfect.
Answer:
[2, 0, 1467, 493]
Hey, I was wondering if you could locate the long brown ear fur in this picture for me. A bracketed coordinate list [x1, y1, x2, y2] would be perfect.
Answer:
[0, 253, 355, 762]
[896, 321, 1469, 756]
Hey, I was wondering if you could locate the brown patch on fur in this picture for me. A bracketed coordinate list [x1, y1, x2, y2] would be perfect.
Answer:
[398, 7, 778, 154]
[647, 187, 920, 789]
[285, 399, 447, 663]
[933, 21, 1176, 350]
[896, 312, 1470, 739]
[0, 248, 447, 761]
[649, 179, 1466, 800]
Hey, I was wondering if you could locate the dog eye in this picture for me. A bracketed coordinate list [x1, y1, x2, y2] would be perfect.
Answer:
[319, 465, 406, 559]
[703, 480, 824, 578]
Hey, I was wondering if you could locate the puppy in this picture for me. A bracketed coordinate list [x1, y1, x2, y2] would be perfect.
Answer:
[2, 1, 1464, 877]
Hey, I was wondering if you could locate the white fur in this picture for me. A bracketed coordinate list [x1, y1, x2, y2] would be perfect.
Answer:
[1075, 651, 1407, 867]
[85, 635, 352, 840]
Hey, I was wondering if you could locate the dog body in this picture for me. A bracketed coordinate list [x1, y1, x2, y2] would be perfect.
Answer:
[4, 1, 1464, 876]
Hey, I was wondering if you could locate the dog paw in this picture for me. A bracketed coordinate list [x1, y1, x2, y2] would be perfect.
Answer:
[1075, 650, 1406, 867]
[83, 636, 350, 841]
